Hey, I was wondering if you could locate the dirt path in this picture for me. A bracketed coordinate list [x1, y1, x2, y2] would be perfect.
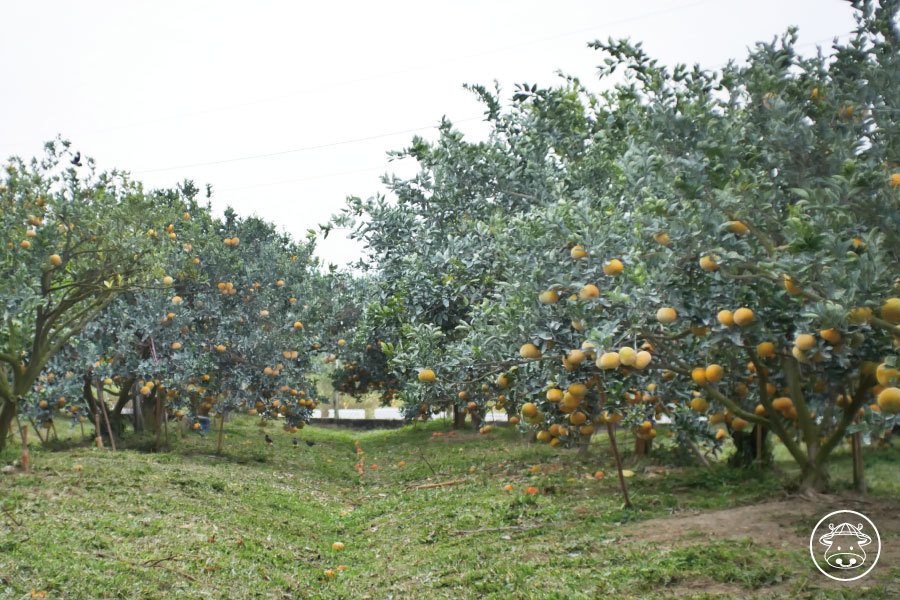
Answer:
[620, 493, 900, 597]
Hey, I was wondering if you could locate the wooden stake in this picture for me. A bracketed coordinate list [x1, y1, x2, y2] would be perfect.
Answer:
[155, 392, 163, 451]
[851, 431, 866, 494]
[97, 382, 116, 451]
[21, 425, 29, 474]
[28, 417, 46, 444]
[606, 421, 632, 508]
[50, 420, 60, 441]
[216, 413, 225, 454]
[94, 406, 103, 448]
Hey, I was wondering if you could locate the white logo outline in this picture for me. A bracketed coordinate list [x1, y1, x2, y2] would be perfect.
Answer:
[809, 509, 881, 582]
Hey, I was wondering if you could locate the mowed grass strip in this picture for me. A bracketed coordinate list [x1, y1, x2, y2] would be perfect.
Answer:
[1, 417, 898, 599]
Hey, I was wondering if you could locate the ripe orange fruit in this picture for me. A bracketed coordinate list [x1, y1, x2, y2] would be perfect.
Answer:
[634, 351, 652, 369]
[705, 364, 724, 383]
[49, 254, 61, 266]
[731, 417, 749, 431]
[733, 307, 754, 326]
[546, 388, 563, 402]
[757, 342, 775, 358]
[877, 387, 900, 413]
[772, 397, 793, 412]
[20, 240, 31, 249]
[539, 290, 559, 304]
[795, 333, 816, 351]
[618, 347, 636, 366]
[519, 343, 541, 359]
[725, 221, 749, 235]
[656, 307, 677, 323]
[715, 429, 727, 441]
[690, 397, 709, 412]
[882, 298, 900, 323]
[699, 255, 718, 271]
[819, 329, 841, 345]
[603, 259, 624, 275]
[597, 352, 620, 369]
[497, 374, 510, 387]
[570, 245, 588, 259]
[691, 367, 707, 386]
[172, 296, 182, 304]
[782, 275, 801, 295]
[568, 383, 587, 397]
[522, 403, 538, 418]
[891, 173, 900, 187]
[171, 342, 182, 350]
[653, 232, 670, 246]
[717, 310, 734, 326]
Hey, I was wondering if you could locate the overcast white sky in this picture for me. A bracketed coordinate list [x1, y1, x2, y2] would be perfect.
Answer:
[1, 1, 856, 267]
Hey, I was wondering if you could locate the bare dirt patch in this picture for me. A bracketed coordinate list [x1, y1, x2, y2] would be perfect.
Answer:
[621, 494, 900, 598]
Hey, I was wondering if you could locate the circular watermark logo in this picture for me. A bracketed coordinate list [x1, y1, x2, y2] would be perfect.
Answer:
[809, 510, 881, 582]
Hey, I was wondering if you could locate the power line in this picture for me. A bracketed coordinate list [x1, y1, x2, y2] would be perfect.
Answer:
[218, 163, 400, 193]
[133, 116, 484, 174]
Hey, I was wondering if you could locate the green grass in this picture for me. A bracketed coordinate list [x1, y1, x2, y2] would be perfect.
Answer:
[1, 418, 898, 599]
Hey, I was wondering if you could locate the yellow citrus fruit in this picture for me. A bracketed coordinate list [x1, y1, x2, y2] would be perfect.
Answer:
[618, 347, 636, 366]
[50, 254, 62, 266]
[570, 245, 588, 259]
[783, 275, 801, 295]
[522, 403, 538, 418]
[418, 369, 435, 383]
[881, 297, 900, 323]
[691, 368, 707, 386]
[699, 255, 719, 272]
[634, 351, 652, 369]
[546, 388, 563, 402]
[731, 417, 749, 431]
[876, 363, 900, 386]
[725, 220, 749, 235]
[597, 352, 620, 369]
[520, 343, 541, 359]
[656, 307, 677, 324]
[568, 383, 588, 398]
[877, 387, 900, 413]
[795, 333, 816, 351]
[579, 284, 600, 300]
[819, 329, 841, 345]
[690, 397, 709, 412]
[705, 364, 724, 383]
[603, 259, 624, 276]
[772, 397, 793, 412]
[717, 310, 734, 326]
[757, 342, 775, 358]
[733, 307, 754, 326]
[653, 232, 670, 246]
[539, 290, 559, 304]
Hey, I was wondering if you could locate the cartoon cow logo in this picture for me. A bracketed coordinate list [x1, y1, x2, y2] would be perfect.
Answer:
[810, 510, 881, 581]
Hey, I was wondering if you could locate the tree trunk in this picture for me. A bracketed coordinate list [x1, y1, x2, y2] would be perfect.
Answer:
[606, 422, 632, 509]
[634, 436, 651, 456]
[729, 425, 770, 467]
[470, 411, 483, 430]
[97, 381, 116, 451]
[0, 401, 16, 452]
[108, 376, 136, 436]
[452, 404, 466, 429]
[577, 431, 592, 456]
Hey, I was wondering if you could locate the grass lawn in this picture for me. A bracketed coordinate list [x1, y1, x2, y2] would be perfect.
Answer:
[2, 417, 899, 599]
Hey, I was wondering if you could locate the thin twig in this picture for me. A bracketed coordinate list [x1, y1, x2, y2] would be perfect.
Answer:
[418, 446, 437, 477]
[451, 523, 551, 536]
[414, 478, 466, 490]
[1, 504, 22, 527]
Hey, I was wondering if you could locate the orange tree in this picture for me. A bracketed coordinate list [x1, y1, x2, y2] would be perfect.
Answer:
[334, 0, 900, 490]
[0, 141, 199, 450]
[30, 203, 323, 450]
